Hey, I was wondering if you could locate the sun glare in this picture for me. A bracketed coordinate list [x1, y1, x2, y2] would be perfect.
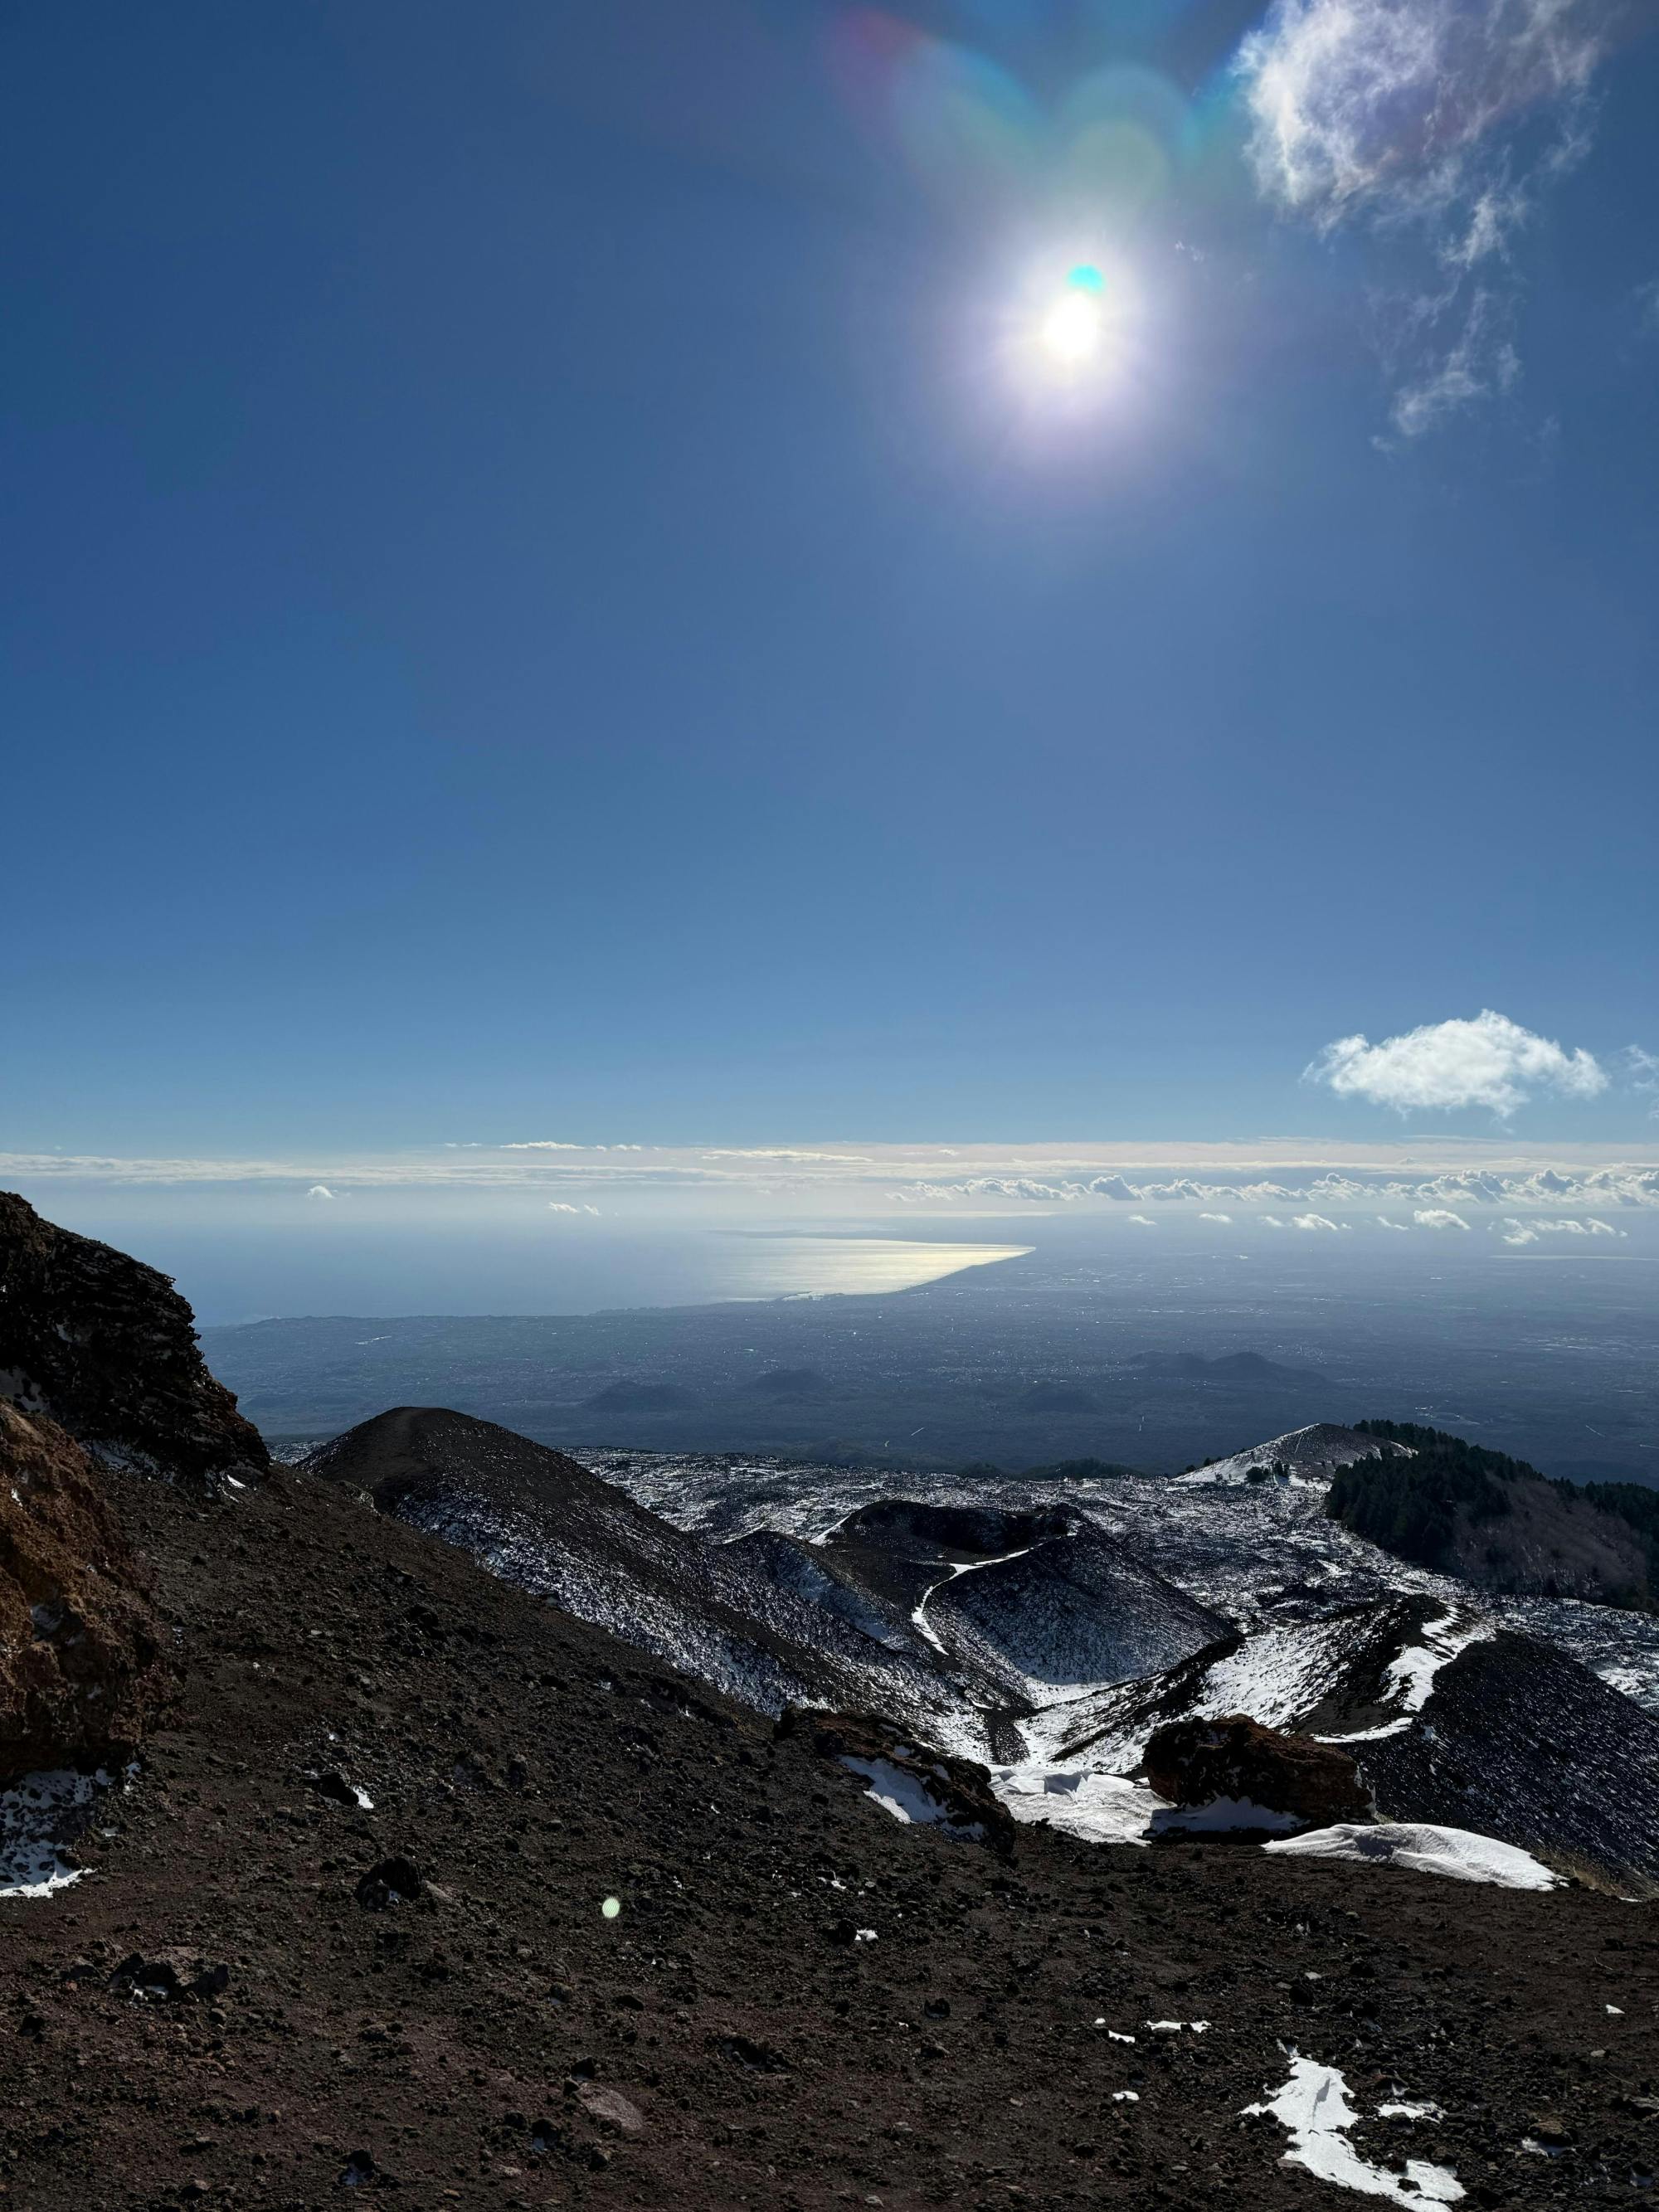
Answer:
[1041, 289, 1103, 362]
[1017, 258, 1131, 399]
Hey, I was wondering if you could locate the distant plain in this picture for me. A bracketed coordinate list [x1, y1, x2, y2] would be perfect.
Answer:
[202, 1225, 1659, 1485]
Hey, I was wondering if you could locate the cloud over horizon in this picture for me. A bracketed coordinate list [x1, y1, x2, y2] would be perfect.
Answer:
[1307, 1009, 1607, 1116]
[1497, 1214, 1624, 1245]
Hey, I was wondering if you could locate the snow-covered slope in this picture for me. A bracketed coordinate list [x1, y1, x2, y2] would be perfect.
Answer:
[1173, 1422, 1413, 1488]
[922, 1529, 1230, 1704]
[316, 1413, 1659, 1888]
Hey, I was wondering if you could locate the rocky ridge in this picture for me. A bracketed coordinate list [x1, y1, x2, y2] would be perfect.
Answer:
[0, 1192, 269, 1489]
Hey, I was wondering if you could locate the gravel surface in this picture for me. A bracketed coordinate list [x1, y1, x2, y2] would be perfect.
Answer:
[0, 1463, 1654, 2210]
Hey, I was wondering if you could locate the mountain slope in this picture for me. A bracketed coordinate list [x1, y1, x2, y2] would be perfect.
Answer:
[1327, 1422, 1653, 1604]
[308, 1407, 974, 1740]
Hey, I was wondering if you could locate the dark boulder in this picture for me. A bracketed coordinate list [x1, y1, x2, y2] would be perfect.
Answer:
[1144, 1714, 1370, 1828]
[0, 1191, 269, 1489]
[356, 1855, 424, 1909]
[110, 1951, 229, 2002]
[776, 1709, 1015, 1853]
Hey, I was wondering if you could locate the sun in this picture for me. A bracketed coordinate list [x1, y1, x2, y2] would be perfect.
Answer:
[1029, 260, 1123, 383]
[1040, 288, 1104, 364]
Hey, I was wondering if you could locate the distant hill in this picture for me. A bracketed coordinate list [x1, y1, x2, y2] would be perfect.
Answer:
[1327, 1421, 1653, 1609]
[1015, 1382, 1102, 1417]
[583, 1380, 701, 1414]
[741, 1367, 830, 1400]
[1136, 1351, 1319, 1384]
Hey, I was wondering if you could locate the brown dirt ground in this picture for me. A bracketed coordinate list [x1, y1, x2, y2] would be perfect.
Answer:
[1, 1464, 1654, 2210]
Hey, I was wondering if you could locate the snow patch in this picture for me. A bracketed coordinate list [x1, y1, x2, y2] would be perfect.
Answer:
[1243, 2055, 1463, 2205]
[989, 1762, 1165, 1845]
[1264, 1821, 1561, 1891]
[909, 1546, 1038, 1654]
[839, 1756, 985, 1840]
[0, 1768, 105, 1898]
[1152, 1795, 1306, 1835]
[1321, 1611, 1496, 1744]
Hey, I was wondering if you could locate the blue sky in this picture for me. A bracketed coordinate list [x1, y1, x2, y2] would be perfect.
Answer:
[4, 0, 1657, 1169]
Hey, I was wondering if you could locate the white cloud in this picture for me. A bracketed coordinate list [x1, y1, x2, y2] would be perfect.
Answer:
[1127, 1213, 1157, 1227]
[547, 1202, 601, 1216]
[1375, 1214, 1411, 1231]
[1292, 1213, 1344, 1231]
[1307, 1010, 1607, 1116]
[1389, 287, 1519, 439]
[1413, 1208, 1471, 1230]
[703, 1149, 876, 1164]
[305, 1184, 338, 1201]
[1628, 1047, 1659, 1116]
[1238, 0, 1608, 434]
[1199, 1211, 1233, 1223]
[1083, 1174, 1143, 1201]
[1497, 1214, 1625, 1246]
[1260, 1214, 1287, 1228]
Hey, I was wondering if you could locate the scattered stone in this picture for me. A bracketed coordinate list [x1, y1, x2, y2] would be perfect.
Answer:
[716, 2034, 790, 2073]
[355, 1855, 422, 1910]
[574, 2082, 644, 2135]
[306, 1770, 371, 1810]
[110, 1952, 229, 2003]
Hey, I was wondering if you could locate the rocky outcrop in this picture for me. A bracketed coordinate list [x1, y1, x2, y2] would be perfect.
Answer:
[0, 1192, 269, 1488]
[1144, 1714, 1370, 1829]
[776, 1709, 1015, 1853]
[0, 1402, 170, 1784]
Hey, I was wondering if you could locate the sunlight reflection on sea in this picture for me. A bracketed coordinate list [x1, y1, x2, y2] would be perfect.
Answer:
[714, 1236, 1033, 1299]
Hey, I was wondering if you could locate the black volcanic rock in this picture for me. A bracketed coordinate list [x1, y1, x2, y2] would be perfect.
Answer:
[23, 1415, 1656, 2211]
[0, 1191, 269, 1488]
[830, 1499, 1076, 1558]
[926, 1529, 1233, 1699]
